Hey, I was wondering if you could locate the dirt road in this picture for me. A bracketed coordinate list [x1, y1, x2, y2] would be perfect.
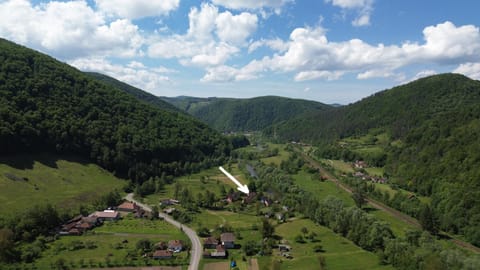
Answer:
[296, 150, 480, 253]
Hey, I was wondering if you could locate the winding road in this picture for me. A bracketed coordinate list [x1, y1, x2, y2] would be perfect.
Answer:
[125, 193, 202, 270]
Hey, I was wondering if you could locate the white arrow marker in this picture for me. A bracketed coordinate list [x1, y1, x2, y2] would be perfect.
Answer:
[219, 166, 250, 195]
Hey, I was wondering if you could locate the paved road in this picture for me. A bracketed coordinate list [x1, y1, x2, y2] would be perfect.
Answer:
[125, 194, 202, 270]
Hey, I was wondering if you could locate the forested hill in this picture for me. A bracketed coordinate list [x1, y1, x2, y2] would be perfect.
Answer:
[0, 38, 229, 182]
[86, 72, 181, 113]
[273, 73, 480, 246]
[163, 95, 332, 131]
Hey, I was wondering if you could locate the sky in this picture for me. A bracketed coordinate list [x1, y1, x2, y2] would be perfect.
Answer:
[1, 0, 480, 104]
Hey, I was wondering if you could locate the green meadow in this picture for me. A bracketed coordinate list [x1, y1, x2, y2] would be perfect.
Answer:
[0, 153, 125, 216]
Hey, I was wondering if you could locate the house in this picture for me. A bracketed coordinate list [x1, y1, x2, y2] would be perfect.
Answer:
[279, 245, 291, 252]
[275, 213, 285, 222]
[260, 197, 272, 207]
[160, 199, 179, 206]
[210, 245, 227, 258]
[242, 192, 257, 204]
[204, 237, 219, 249]
[226, 192, 241, 203]
[152, 250, 173, 259]
[168, 240, 183, 252]
[90, 210, 120, 221]
[163, 207, 176, 215]
[354, 160, 367, 169]
[117, 201, 139, 213]
[60, 215, 100, 235]
[220, 233, 235, 249]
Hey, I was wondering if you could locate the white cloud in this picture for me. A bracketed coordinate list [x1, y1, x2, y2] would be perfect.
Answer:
[295, 70, 344, 81]
[148, 3, 257, 67]
[454, 63, 480, 80]
[0, 0, 143, 59]
[211, 0, 293, 14]
[326, 0, 374, 27]
[216, 11, 258, 46]
[204, 21, 480, 82]
[248, 38, 289, 53]
[94, 0, 179, 19]
[70, 58, 171, 92]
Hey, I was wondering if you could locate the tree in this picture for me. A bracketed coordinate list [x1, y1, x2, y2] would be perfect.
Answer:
[352, 189, 367, 208]
[419, 205, 439, 235]
[0, 228, 16, 263]
[136, 239, 152, 253]
[301, 226, 309, 235]
[243, 240, 259, 256]
[261, 218, 274, 239]
[151, 206, 159, 220]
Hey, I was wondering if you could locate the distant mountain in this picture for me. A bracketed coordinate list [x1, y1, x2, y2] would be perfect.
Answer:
[273, 73, 480, 246]
[86, 72, 181, 113]
[0, 38, 229, 182]
[162, 96, 332, 131]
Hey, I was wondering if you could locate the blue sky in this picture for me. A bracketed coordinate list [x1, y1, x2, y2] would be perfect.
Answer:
[1, 0, 480, 104]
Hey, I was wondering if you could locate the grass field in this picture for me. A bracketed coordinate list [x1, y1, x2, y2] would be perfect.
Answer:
[268, 219, 393, 270]
[292, 170, 355, 206]
[142, 164, 248, 206]
[261, 143, 290, 166]
[20, 216, 189, 270]
[321, 159, 354, 174]
[0, 153, 125, 216]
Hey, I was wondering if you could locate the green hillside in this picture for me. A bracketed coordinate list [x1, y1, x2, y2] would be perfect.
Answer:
[163, 95, 332, 131]
[0, 153, 124, 217]
[272, 74, 480, 246]
[86, 72, 181, 113]
[0, 38, 229, 183]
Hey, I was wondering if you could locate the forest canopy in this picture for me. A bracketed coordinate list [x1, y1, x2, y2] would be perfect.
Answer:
[0, 38, 231, 183]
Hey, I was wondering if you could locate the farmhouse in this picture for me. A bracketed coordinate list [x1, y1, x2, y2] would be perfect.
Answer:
[220, 232, 235, 249]
[204, 237, 219, 249]
[91, 210, 119, 221]
[168, 240, 183, 252]
[60, 216, 100, 235]
[117, 201, 139, 213]
[211, 245, 227, 258]
[152, 250, 173, 259]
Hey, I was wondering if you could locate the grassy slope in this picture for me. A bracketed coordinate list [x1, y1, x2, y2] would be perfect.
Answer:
[272, 219, 393, 270]
[0, 153, 125, 216]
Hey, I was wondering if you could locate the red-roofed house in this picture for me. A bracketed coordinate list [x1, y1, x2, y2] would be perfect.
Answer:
[117, 201, 139, 213]
[168, 240, 183, 252]
[152, 250, 173, 259]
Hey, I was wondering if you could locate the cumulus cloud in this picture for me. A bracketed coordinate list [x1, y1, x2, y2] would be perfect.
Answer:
[454, 63, 480, 80]
[204, 21, 480, 82]
[211, 0, 293, 14]
[148, 3, 257, 67]
[248, 38, 289, 53]
[70, 58, 171, 92]
[94, 0, 179, 19]
[0, 0, 142, 59]
[216, 11, 258, 46]
[326, 0, 374, 27]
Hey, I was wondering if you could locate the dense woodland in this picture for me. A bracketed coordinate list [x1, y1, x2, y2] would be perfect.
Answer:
[269, 74, 480, 246]
[86, 72, 181, 113]
[0, 38, 232, 183]
[163, 95, 332, 132]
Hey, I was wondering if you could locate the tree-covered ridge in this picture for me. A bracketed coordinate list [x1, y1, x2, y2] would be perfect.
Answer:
[164, 95, 332, 131]
[86, 72, 181, 113]
[0, 38, 230, 182]
[272, 73, 480, 246]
